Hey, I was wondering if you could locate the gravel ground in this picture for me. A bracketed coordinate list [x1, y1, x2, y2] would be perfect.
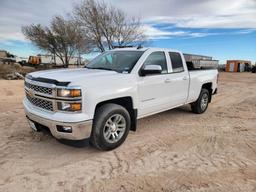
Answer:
[0, 72, 255, 192]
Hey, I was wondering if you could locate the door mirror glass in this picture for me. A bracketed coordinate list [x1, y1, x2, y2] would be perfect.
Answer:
[140, 65, 162, 76]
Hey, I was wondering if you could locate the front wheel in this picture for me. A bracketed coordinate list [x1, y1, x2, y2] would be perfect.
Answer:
[90, 104, 131, 150]
[191, 88, 210, 114]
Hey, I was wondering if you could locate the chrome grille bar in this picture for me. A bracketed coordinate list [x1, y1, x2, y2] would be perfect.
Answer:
[25, 78, 56, 111]
[24, 77, 82, 112]
[26, 92, 53, 111]
[25, 81, 53, 95]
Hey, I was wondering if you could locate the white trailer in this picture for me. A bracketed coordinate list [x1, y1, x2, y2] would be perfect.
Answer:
[34, 55, 80, 66]
[39, 55, 54, 64]
[54, 56, 79, 66]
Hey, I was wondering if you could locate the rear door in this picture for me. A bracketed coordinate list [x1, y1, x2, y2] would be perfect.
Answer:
[167, 52, 189, 106]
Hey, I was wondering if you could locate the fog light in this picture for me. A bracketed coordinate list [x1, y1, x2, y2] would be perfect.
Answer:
[57, 102, 82, 112]
[56, 125, 72, 133]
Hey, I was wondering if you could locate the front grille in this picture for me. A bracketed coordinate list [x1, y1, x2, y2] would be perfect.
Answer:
[26, 93, 53, 111]
[25, 81, 53, 95]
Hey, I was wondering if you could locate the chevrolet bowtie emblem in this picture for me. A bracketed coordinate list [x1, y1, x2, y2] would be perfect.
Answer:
[27, 89, 34, 97]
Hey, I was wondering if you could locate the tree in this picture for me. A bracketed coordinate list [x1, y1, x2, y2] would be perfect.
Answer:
[73, 0, 146, 52]
[6, 51, 14, 58]
[22, 16, 91, 67]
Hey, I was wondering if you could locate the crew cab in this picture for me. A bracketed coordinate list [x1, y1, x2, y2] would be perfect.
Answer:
[23, 47, 218, 150]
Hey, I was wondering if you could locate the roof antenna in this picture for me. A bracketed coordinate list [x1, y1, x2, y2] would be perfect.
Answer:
[137, 44, 143, 49]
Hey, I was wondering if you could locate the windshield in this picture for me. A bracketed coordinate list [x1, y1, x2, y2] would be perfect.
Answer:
[85, 51, 144, 73]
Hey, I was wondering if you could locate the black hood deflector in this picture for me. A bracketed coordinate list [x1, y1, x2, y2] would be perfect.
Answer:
[26, 75, 70, 86]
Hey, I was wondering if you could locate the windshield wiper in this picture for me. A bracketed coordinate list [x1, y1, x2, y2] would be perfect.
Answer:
[85, 66, 118, 72]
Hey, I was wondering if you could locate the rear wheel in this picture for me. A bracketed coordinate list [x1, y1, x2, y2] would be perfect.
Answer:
[191, 88, 210, 114]
[252, 66, 256, 73]
[90, 104, 130, 150]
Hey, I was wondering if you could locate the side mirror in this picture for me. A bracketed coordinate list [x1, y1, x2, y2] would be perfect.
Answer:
[140, 65, 162, 76]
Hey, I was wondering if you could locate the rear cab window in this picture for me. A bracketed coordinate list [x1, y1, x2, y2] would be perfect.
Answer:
[169, 52, 184, 73]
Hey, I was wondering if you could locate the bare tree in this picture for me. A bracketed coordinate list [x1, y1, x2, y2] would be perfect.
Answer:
[112, 12, 145, 47]
[73, 0, 146, 52]
[22, 16, 91, 67]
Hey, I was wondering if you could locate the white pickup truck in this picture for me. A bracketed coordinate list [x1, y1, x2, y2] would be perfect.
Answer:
[24, 47, 218, 150]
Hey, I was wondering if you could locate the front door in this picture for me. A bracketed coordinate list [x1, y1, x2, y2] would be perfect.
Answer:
[138, 51, 172, 117]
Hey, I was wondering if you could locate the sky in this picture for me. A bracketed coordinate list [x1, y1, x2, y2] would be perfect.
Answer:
[0, 0, 255, 64]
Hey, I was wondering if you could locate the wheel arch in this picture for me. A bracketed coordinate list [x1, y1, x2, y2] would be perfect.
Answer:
[201, 82, 213, 103]
[94, 97, 137, 131]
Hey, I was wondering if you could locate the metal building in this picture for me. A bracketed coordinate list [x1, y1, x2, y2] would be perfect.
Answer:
[226, 60, 251, 72]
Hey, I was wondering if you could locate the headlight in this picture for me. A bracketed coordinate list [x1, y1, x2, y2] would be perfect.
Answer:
[57, 88, 81, 97]
[57, 102, 82, 112]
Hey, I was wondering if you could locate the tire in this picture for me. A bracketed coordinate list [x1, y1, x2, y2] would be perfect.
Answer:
[191, 88, 210, 114]
[90, 103, 131, 150]
[252, 67, 256, 73]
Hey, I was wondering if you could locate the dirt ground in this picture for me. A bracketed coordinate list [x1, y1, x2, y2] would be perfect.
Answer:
[0, 72, 255, 192]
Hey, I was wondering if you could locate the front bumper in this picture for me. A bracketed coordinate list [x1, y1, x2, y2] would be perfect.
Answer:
[24, 100, 93, 141]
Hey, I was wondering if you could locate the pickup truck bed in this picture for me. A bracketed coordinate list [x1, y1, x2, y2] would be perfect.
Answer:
[188, 69, 218, 103]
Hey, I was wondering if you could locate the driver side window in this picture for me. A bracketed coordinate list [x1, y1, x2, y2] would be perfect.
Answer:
[143, 52, 168, 74]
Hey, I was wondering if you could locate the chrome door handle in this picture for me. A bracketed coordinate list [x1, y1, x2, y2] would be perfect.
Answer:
[165, 79, 171, 83]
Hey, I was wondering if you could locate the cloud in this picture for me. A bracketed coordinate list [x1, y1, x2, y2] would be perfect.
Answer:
[147, 14, 256, 29]
[0, 0, 256, 44]
[234, 29, 256, 34]
[0, 0, 74, 43]
[0, 32, 26, 42]
[142, 25, 189, 39]
[142, 25, 223, 39]
[113, 0, 256, 28]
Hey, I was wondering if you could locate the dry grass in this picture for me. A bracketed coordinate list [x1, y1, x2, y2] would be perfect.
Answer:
[0, 62, 36, 79]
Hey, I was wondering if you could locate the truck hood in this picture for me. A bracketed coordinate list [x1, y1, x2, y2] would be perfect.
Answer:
[29, 68, 118, 83]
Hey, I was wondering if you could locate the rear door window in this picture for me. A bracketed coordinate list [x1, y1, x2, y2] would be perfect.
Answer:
[169, 52, 184, 73]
